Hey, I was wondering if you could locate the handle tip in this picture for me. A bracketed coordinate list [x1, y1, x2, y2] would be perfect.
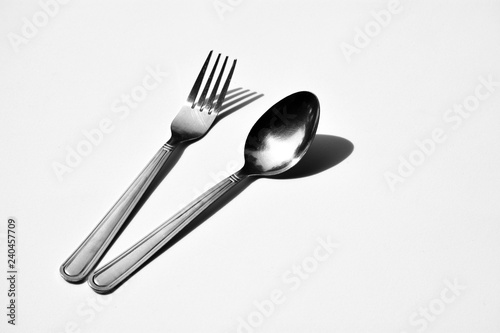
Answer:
[59, 264, 88, 284]
[88, 272, 116, 294]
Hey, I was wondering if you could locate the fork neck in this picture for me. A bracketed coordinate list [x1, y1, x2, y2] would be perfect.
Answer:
[165, 136, 182, 147]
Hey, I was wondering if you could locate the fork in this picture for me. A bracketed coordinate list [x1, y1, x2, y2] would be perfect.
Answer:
[60, 51, 236, 283]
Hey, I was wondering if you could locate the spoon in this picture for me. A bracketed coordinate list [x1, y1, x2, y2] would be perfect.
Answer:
[88, 91, 320, 293]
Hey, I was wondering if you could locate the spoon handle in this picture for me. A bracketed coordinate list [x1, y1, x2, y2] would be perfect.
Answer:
[88, 173, 243, 293]
[60, 142, 177, 283]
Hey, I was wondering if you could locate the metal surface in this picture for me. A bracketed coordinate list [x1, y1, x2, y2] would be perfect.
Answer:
[60, 51, 237, 283]
[88, 91, 320, 293]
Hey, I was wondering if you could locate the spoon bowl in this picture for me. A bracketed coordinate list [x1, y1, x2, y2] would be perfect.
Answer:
[239, 91, 320, 177]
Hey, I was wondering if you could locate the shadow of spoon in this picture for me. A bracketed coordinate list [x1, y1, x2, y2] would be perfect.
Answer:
[271, 134, 354, 179]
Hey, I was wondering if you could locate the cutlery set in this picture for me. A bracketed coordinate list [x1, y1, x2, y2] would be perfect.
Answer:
[60, 51, 320, 293]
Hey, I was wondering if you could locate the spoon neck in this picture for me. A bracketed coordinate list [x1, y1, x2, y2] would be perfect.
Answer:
[233, 169, 249, 181]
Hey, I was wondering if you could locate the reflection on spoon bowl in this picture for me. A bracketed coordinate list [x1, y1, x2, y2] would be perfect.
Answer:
[240, 91, 320, 177]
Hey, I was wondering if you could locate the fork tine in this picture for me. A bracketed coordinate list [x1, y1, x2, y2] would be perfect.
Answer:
[214, 59, 237, 112]
[187, 51, 212, 105]
[197, 53, 221, 110]
[206, 56, 228, 113]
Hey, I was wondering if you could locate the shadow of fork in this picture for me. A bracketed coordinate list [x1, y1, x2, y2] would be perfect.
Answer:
[215, 87, 264, 124]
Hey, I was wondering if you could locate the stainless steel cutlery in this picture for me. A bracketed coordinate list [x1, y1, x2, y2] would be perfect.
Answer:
[88, 91, 320, 293]
[61, 52, 320, 294]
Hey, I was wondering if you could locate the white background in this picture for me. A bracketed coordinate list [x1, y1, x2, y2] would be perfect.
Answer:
[1, 0, 500, 332]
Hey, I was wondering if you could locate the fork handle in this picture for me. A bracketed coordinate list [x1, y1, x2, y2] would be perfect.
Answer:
[60, 141, 177, 283]
[88, 173, 243, 293]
